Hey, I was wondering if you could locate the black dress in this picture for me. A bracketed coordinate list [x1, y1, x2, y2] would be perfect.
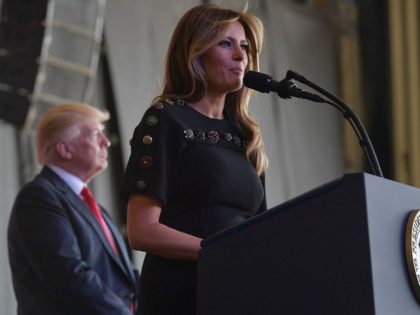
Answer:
[121, 99, 266, 315]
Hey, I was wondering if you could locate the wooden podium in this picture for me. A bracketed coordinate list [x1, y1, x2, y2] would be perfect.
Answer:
[197, 173, 420, 314]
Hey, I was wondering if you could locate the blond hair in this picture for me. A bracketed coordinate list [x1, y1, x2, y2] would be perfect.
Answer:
[36, 103, 110, 165]
[156, 4, 267, 174]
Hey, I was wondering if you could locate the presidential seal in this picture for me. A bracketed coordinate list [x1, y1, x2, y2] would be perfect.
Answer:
[405, 209, 420, 304]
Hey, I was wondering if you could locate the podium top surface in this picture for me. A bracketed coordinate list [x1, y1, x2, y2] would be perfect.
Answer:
[201, 172, 415, 248]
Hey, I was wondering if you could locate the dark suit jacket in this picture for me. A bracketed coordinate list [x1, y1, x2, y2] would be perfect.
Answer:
[8, 166, 139, 315]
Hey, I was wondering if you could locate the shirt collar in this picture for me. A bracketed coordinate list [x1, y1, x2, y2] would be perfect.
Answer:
[48, 165, 86, 196]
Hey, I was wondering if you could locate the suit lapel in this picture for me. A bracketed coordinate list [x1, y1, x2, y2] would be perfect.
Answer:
[40, 167, 135, 285]
[102, 211, 136, 283]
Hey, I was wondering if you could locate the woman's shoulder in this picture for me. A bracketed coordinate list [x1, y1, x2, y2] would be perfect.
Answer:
[140, 98, 188, 124]
[149, 98, 187, 114]
[135, 98, 190, 134]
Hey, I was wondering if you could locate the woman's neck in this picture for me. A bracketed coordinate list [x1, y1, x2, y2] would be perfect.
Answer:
[189, 94, 225, 119]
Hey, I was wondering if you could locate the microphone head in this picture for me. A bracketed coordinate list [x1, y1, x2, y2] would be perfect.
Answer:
[243, 71, 272, 93]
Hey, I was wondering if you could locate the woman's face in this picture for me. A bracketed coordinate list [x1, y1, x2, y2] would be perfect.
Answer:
[200, 21, 249, 96]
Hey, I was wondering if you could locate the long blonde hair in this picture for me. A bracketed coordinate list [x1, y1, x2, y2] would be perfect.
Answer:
[155, 4, 267, 174]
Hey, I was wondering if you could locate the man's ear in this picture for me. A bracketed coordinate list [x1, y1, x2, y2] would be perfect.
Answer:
[55, 140, 73, 160]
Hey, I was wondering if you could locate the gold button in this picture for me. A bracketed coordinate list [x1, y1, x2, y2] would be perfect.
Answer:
[142, 135, 153, 145]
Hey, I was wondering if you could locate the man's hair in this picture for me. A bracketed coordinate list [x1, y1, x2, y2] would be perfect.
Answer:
[36, 103, 110, 165]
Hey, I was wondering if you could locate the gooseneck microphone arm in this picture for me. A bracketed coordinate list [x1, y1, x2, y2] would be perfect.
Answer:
[244, 70, 383, 178]
[285, 70, 383, 178]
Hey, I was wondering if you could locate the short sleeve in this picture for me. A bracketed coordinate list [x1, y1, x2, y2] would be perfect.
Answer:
[120, 104, 178, 206]
[256, 173, 267, 214]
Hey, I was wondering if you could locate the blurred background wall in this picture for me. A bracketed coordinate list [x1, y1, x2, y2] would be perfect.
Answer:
[1, 0, 416, 313]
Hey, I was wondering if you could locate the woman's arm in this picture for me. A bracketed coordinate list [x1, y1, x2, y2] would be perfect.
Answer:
[127, 194, 202, 261]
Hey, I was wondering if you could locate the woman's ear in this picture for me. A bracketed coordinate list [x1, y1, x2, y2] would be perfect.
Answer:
[55, 140, 73, 160]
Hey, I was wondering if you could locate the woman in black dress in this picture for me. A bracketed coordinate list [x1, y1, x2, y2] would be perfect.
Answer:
[121, 4, 267, 314]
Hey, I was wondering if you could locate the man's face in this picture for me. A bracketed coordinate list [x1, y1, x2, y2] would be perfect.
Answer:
[67, 118, 110, 182]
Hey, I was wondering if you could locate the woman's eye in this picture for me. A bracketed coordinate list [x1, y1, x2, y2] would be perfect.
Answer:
[240, 43, 249, 51]
[219, 40, 231, 47]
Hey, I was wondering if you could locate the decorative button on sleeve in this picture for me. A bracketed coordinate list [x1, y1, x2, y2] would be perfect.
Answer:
[142, 135, 153, 145]
[139, 155, 153, 169]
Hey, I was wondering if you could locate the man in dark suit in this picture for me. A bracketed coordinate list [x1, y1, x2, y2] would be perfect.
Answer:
[8, 103, 139, 315]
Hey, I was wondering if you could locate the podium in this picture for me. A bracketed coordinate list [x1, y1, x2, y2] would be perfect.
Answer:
[197, 173, 420, 314]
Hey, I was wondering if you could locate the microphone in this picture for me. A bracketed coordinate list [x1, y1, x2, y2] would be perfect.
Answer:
[244, 70, 383, 177]
[243, 71, 325, 103]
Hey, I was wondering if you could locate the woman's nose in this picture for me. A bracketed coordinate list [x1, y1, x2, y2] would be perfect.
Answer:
[233, 44, 246, 61]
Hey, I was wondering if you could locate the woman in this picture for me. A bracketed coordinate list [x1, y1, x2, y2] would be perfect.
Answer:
[121, 4, 267, 314]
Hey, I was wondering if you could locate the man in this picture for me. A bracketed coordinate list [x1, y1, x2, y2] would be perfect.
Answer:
[8, 103, 139, 315]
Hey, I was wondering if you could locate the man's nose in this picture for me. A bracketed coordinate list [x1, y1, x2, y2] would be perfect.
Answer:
[101, 133, 111, 148]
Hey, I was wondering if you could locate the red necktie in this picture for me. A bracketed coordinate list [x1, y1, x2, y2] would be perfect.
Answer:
[81, 187, 136, 313]
[81, 186, 119, 256]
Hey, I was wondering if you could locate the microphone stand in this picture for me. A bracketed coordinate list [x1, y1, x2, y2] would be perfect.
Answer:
[286, 70, 383, 178]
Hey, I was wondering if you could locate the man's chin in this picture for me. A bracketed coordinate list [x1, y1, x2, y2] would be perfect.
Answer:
[94, 163, 108, 176]
[99, 162, 108, 171]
